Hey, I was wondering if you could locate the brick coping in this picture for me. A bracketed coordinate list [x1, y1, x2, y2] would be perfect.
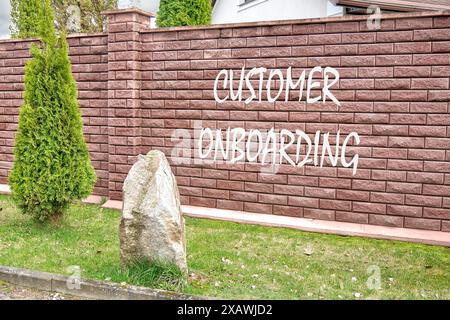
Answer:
[2, 9, 449, 44]
[0, 32, 106, 44]
[99, 200, 450, 247]
[102, 8, 156, 18]
[0, 184, 447, 246]
[140, 9, 450, 33]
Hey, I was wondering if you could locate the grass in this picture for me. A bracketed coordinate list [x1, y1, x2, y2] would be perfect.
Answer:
[0, 194, 448, 299]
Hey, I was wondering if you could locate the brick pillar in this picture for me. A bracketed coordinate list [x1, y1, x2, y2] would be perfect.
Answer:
[103, 9, 154, 200]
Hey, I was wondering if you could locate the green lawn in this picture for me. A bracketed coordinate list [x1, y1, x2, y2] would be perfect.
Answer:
[0, 194, 448, 300]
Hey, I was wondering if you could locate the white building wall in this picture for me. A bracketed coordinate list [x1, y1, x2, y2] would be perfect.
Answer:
[118, 0, 344, 27]
[119, 0, 160, 14]
[212, 0, 343, 25]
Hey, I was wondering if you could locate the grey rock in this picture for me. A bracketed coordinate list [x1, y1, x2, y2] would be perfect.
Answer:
[120, 150, 187, 272]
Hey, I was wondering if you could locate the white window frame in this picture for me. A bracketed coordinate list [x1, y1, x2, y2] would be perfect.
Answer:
[238, 0, 269, 12]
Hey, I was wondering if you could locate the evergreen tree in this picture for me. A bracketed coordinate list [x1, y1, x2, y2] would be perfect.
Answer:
[10, 0, 42, 38]
[9, 0, 96, 221]
[10, 0, 118, 37]
[157, 0, 212, 28]
[53, 0, 118, 33]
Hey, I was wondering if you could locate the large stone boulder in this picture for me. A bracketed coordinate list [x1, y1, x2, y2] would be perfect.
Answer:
[120, 150, 187, 272]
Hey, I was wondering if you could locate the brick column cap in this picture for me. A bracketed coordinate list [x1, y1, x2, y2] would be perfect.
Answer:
[102, 8, 155, 18]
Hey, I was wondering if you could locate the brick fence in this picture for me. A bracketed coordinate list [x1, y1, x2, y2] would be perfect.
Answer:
[0, 9, 449, 232]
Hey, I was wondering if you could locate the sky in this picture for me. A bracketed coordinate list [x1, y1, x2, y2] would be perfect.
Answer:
[0, 1, 11, 39]
[0, 0, 160, 39]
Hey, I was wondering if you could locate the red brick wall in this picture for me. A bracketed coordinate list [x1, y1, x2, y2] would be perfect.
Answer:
[0, 33, 109, 196]
[0, 9, 449, 232]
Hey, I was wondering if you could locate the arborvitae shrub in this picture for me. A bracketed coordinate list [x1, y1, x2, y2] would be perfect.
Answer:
[9, 0, 96, 221]
[157, 0, 212, 28]
[10, 0, 42, 38]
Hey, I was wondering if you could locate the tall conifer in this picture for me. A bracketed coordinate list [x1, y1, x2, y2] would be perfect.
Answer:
[10, 0, 42, 38]
[9, 0, 96, 221]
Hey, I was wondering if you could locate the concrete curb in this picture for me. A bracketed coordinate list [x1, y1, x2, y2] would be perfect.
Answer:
[0, 266, 206, 300]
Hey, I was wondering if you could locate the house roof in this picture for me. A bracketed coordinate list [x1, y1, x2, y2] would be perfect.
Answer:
[331, 0, 450, 11]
